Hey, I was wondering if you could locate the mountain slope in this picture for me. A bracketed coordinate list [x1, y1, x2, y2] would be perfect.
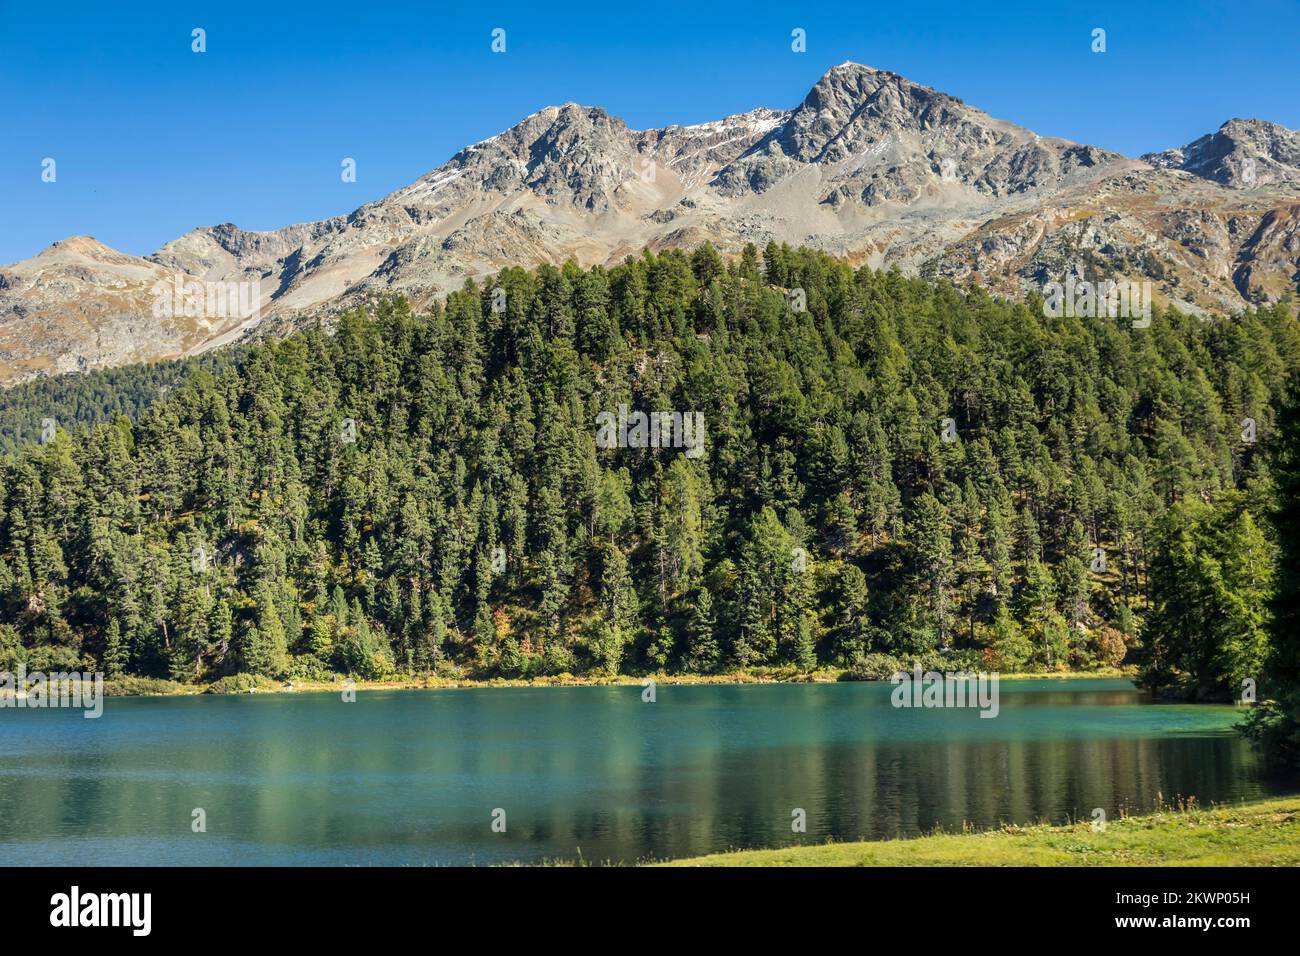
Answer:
[3, 62, 1299, 385]
[0, 237, 242, 380]
[1142, 118, 1300, 188]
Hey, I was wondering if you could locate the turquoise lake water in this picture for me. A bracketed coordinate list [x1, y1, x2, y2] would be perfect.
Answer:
[0, 678, 1290, 865]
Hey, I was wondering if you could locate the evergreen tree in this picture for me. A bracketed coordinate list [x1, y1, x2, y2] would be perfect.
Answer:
[0, 245, 1292, 695]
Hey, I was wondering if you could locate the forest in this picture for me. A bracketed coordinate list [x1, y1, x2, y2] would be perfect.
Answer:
[0, 243, 1297, 746]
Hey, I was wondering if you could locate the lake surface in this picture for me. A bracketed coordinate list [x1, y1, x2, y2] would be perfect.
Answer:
[0, 678, 1293, 865]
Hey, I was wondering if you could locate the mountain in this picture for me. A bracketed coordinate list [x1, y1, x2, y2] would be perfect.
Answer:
[1142, 119, 1300, 188]
[0, 237, 209, 381]
[4, 62, 1299, 385]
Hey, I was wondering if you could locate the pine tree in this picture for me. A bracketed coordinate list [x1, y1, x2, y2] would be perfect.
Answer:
[829, 564, 870, 664]
[103, 619, 129, 678]
[240, 581, 288, 677]
[684, 586, 719, 672]
[910, 493, 955, 648]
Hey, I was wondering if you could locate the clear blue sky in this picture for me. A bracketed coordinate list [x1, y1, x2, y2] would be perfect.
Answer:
[2, 0, 1297, 264]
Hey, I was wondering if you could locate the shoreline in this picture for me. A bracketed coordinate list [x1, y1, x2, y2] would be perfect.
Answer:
[653, 794, 1300, 867]
[101, 666, 1138, 698]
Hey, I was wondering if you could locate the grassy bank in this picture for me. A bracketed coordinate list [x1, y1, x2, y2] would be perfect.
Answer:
[658, 796, 1300, 866]
[102, 666, 1136, 697]
[103, 670, 852, 697]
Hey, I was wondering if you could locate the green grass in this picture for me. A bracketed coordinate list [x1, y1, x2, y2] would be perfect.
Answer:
[657, 796, 1300, 866]
[103, 665, 1136, 698]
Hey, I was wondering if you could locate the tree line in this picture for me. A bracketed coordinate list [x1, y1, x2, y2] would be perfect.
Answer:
[0, 244, 1296, 737]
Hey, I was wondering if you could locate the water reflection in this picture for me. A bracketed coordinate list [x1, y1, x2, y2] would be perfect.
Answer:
[0, 680, 1291, 865]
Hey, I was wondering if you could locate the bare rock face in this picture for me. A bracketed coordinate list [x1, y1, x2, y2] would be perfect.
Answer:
[3, 63, 1300, 385]
[0, 237, 229, 380]
[713, 64, 1123, 205]
[1233, 204, 1300, 302]
[1142, 119, 1300, 188]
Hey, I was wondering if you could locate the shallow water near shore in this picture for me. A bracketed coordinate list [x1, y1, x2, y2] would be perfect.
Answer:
[0, 678, 1292, 865]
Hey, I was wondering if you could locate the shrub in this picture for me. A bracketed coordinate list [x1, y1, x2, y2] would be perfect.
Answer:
[1092, 625, 1128, 667]
[541, 643, 577, 676]
[434, 657, 466, 680]
[846, 653, 904, 681]
[205, 673, 279, 695]
[103, 676, 187, 697]
[287, 654, 334, 682]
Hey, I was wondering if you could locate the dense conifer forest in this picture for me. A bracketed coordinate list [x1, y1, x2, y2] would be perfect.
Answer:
[0, 351, 243, 456]
[0, 244, 1297, 726]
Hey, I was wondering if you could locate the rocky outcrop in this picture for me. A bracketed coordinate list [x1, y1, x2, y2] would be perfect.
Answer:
[1142, 119, 1300, 188]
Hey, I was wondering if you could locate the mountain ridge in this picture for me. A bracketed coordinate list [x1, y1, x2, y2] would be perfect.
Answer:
[3, 61, 1299, 385]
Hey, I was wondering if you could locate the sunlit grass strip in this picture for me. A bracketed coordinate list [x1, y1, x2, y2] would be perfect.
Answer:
[655, 796, 1300, 867]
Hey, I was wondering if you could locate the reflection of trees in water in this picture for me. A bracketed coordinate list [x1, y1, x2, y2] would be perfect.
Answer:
[0, 688, 1278, 865]
[626, 734, 1269, 859]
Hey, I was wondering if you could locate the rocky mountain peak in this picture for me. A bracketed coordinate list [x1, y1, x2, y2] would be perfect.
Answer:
[37, 235, 137, 266]
[518, 105, 635, 207]
[711, 61, 1105, 201]
[413, 102, 640, 212]
[1142, 118, 1300, 187]
[779, 62, 969, 163]
[3, 66, 1299, 386]
[502, 103, 625, 152]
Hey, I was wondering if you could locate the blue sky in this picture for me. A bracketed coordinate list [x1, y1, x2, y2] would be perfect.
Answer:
[2, 0, 1298, 264]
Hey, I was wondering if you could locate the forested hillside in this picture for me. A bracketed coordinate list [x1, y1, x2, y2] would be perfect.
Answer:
[0, 351, 243, 456]
[1, 244, 1297, 693]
